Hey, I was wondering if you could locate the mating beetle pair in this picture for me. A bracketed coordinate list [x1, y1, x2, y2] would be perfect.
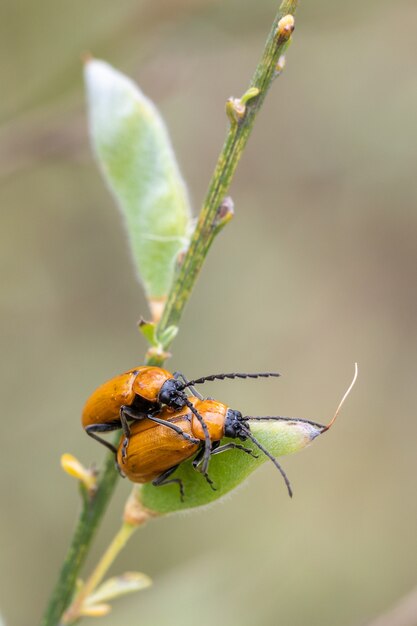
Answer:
[82, 365, 300, 498]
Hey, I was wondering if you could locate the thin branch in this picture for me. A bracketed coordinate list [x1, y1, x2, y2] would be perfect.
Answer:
[157, 0, 297, 340]
[61, 522, 138, 625]
[40, 2, 298, 623]
[41, 452, 119, 626]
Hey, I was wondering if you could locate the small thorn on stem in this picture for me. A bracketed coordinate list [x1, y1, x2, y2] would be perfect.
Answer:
[212, 196, 234, 232]
[324, 363, 358, 432]
[176, 247, 187, 270]
[225, 87, 260, 125]
[226, 98, 246, 124]
[275, 55, 286, 76]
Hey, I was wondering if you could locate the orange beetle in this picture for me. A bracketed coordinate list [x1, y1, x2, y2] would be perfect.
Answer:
[82, 367, 280, 473]
[117, 396, 298, 499]
[82, 366, 175, 451]
[82, 365, 215, 463]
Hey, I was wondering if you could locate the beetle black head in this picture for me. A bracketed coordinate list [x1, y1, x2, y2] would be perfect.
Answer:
[224, 409, 247, 440]
[158, 378, 187, 410]
[159, 380, 212, 473]
[227, 411, 293, 497]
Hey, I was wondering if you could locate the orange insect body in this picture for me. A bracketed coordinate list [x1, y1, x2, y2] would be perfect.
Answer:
[117, 397, 229, 483]
[190, 398, 227, 441]
[82, 366, 173, 429]
[82, 366, 282, 487]
[117, 391, 299, 500]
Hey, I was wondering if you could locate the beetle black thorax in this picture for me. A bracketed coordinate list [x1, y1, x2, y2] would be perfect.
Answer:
[224, 409, 247, 440]
[158, 378, 187, 410]
[130, 395, 156, 415]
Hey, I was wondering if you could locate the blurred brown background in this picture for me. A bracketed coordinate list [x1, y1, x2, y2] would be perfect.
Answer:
[1, 1, 417, 625]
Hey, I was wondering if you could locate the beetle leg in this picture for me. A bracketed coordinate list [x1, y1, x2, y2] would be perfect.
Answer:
[144, 414, 200, 445]
[192, 443, 212, 470]
[192, 446, 217, 491]
[115, 460, 126, 478]
[210, 442, 259, 458]
[192, 440, 219, 468]
[202, 472, 216, 491]
[182, 398, 212, 475]
[119, 406, 133, 462]
[152, 465, 185, 501]
[122, 406, 154, 420]
[85, 423, 119, 455]
[121, 405, 200, 446]
[119, 406, 131, 437]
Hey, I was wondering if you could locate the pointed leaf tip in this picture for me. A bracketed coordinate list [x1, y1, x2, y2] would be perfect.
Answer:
[324, 362, 358, 431]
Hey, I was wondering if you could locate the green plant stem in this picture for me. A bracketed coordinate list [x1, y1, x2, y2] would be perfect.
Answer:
[41, 2, 297, 623]
[158, 0, 298, 339]
[41, 452, 119, 626]
[61, 522, 138, 625]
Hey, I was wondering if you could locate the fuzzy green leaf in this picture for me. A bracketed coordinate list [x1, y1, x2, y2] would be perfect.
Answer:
[84, 59, 192, 305]
[138, 418, 327, 514]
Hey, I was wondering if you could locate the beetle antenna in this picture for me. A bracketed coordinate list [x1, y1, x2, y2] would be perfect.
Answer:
[177, 371, 280, 390]
[240, 425, 293, 498]
[242, 363, 359, 434]
[182, 396, 212, 474]
[323, 362, 358, 432]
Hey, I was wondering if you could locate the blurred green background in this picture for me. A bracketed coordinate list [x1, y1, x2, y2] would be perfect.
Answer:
[1, 1, 417, 625]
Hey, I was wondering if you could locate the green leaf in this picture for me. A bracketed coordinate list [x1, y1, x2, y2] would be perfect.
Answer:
[84, 59, 192, 312]
[138, 319, 158, 347]
[138, 418, 327, 514]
